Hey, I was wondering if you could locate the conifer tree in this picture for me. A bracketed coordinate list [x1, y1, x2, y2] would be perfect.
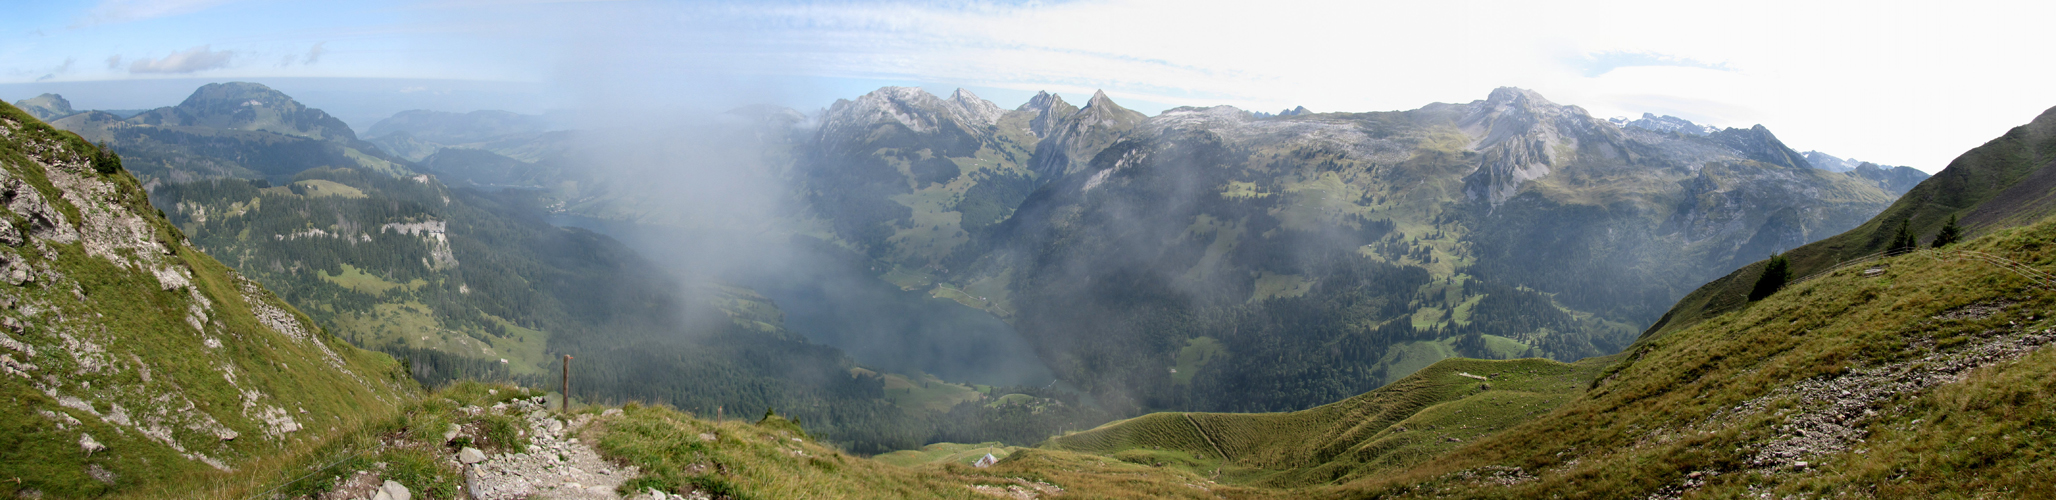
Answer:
[1931, 214, 1962, 248]
[1749, 253, 1790, 301]
[1889, 219, 1917, 254]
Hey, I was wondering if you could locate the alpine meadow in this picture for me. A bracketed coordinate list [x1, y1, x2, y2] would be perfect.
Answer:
[4, 1, 2055, 498]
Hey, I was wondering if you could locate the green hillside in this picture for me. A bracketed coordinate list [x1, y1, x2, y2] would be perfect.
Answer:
[1327, 212, 2056, 498]
[0, 101, 413, 498]
[1044, 357, 1601, 487]
[1645, 104, 2056, 341]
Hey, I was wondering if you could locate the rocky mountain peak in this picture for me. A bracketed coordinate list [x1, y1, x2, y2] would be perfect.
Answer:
[1481, 86, 1556, 110]
[13, 93, 75, 121]
[1802, 150, 1857, 172]
[1074, 90, 1145, 126]
[947, 88, 1005, 126]
[1707, 125, 1811, 170]
[1018, 91, 1080, 139]
[1023, 90, 1145, 178]
[1018, 91, 1070, 113]
[1083, 90, 1119, 111]
[1611, 113, 1718, 136]
[823, 86, 1003, 138]
[1458, 87, 1630, 204]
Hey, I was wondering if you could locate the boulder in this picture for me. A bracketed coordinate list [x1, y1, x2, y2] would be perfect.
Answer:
[459, 447, 487, 464]
[79, 433, 106, 454]
[372, 479, 410, 500]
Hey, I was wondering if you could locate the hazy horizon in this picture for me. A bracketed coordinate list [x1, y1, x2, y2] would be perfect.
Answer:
[10, 1, 2056, 173]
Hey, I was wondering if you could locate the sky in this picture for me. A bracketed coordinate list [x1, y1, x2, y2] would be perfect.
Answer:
[4, 0, 2054, 172]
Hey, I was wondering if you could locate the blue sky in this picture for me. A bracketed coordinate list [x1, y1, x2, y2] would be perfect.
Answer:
[4, 0, 2054, 172]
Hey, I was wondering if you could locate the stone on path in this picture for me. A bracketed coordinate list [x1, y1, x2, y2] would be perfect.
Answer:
[460, 446, 488, 464]
[372, 479, 411, 500]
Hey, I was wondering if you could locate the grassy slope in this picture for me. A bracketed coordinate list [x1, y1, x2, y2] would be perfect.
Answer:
[596, 403, 1264, 500]
[1042, 356, 1601, 488]
[214, 380, 1270, 500]
[111, 382, 534, 499]
[1646, 104, 2056, 341]
[1327, 214, 2056, 498]
[0, 102, 415, 498]
[873, 442, 1022, 468]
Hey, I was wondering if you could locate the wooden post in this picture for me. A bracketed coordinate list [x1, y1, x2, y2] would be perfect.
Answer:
[560, 355, 572, 413]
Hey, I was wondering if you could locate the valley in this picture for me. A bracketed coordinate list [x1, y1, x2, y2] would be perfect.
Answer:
[11, 81, 2056, 499]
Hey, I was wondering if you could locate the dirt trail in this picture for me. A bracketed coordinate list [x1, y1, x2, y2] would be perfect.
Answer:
[461, 399, 645, 500]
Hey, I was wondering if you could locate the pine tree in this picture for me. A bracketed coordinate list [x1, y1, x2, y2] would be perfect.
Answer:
[1931, 214, 1962, 248]
[1749, 253, 1790, 301]
[1889, 219, 1917, 254]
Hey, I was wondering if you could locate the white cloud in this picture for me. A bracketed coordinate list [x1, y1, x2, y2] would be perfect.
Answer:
[72, 0, 243, 28]
[33, 58, 76, 82]
[128, 45, 234, 74]
[104, 55, 122, 69]
[304, 42, 327, 64]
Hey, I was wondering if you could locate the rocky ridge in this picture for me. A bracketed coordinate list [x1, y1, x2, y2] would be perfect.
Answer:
[818, 86, 1006, 142]
[1027, 90, 1147, 178]
[0, 100, 409, 497]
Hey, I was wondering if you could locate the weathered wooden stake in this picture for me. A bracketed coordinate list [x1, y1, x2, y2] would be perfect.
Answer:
[561, 354, 572, 413]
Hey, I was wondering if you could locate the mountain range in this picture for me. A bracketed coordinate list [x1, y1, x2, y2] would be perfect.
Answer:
[10, 79, 2056, 498]
[754, 85, 1927, 414]
[287, 84, 1938, 417]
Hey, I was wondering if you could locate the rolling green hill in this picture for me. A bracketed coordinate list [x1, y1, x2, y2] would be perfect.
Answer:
[1044, 357, 1602, 487]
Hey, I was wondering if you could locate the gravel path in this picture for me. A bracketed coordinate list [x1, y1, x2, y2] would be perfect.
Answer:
[462, 399, 639, 500]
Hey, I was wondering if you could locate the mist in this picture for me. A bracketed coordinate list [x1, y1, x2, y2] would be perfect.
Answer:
[503, 97, 1054, 388]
